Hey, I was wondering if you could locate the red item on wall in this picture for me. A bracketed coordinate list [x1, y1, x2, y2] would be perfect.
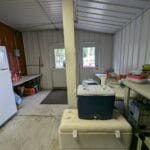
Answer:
[12, 73, 20, 83]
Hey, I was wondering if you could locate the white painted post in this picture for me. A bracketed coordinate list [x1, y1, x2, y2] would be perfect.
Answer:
[62, 0, 77, 107]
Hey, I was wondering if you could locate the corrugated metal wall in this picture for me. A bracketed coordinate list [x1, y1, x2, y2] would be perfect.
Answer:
[75, 30, 113, 83]
[23, 30, 113, 89]
[113, 9, 150, 74]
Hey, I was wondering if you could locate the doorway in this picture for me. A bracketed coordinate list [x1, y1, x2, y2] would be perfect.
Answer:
[50, 45, 67, 89]
[79, 42, 99, 82]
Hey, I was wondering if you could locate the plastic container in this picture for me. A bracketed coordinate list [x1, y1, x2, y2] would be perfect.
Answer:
[77, 85, 115, 120]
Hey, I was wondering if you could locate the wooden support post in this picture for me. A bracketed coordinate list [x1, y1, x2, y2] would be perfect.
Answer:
[62, 0, 77, 107]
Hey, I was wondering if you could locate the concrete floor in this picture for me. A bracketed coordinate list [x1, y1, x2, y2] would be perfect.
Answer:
[0, 91, 68, 150]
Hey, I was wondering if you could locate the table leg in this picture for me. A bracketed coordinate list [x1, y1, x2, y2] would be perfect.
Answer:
[124, 87, 130, 111]
[137, 136, 142, 150]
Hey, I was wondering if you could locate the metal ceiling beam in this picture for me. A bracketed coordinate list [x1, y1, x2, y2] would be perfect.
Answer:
[77, 12, 129, 23]
[36, 0, 57, 29]
[76, 23, 116, 30]
[77, 6, 135, 19]
[20, 22, 62, 31]
[43, 5, 61, 9]
[39, 1, 61, 4]
[77, 17, 122, 27]
[75, 24, 116, 33]
[0, 19, 18, 30]
[74, 0, 78, 24]
[78, 0, 142, 14]
[40, 0, 60, 1]
[78, 15, 126, 25]
[78, 20, 120, 29]
[77, 7, 132, 20]
[81, 0, 150, 9]
[118, 6, 150, 32]
[77, 15, 125, 26]
[76, 27, 115, 34]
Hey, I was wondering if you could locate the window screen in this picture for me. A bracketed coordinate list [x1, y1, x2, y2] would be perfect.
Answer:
[54, 48, 65, 69]
[83, 47, 95, 68]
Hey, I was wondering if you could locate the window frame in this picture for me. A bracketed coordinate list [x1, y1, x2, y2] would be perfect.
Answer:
[54, 48, 66, 69]
[82, 46, 96, 68]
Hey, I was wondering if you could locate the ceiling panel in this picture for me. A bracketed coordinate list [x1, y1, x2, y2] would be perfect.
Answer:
[77, 12, 129, 23]
[77, 0, 142, 14]
[77, 6, 135, 19]
[75, 24, 116, 33]
[75, 0, 150, 33]
[78, 20, 120, 30]
[0, 0, 149, 33]
[83, 0, 150, 9]
[77, 16, 124, 26]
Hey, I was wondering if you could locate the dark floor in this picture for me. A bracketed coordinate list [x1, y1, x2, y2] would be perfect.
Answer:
[41, 89, 67, 104]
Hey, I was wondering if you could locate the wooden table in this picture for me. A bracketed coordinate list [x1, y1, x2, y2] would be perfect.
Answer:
[95, 74, 138, 100]
[108, 84, 138, 100]
[13, 74, 41, 86]
[124, 80, 150, 150]
[124, 80, 150, 111]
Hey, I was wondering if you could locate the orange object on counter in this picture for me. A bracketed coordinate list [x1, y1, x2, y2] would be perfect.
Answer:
[24, 88, 35, 95]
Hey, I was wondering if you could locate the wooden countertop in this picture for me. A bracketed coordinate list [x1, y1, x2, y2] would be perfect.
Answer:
[125, 81, 150, 99]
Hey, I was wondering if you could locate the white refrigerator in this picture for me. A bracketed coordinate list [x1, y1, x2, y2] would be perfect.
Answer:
[0, 46, 17, 126]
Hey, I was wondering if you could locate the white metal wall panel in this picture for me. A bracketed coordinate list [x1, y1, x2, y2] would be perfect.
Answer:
[118, 31, 122, 74]
[128, 21, 135, 72]
[23, 30, 64, 89]
[23, 30, 113, 89]
[113, 9, 150, 74]
[75, 30, 113, 83]
[138, 10, 150, 68]
[146, 25, 150, 64]
[123, 27, 129, 74]
[132, 16, 142, 69]
[120, 29, 125, 74]
[114, 32, 119, 73]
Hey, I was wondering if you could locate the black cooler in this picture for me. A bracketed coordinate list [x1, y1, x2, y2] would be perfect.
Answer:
[77, 85, 115, 120]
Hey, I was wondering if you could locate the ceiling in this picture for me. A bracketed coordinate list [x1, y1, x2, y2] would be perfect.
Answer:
[0, 0, 150, 33]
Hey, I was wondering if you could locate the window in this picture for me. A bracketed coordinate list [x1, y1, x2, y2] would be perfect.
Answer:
[54, 48, 65, 69]
[83, 47, 95, 68]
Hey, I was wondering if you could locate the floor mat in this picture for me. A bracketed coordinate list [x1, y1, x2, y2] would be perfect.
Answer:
[41, 90, 67, 104]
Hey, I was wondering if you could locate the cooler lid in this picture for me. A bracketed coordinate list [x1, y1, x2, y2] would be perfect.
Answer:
[59, 109, 132, 133]
[77, 85, 115, 96]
